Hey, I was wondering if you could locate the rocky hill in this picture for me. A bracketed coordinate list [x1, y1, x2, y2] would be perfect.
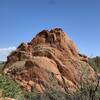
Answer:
[0, 61, 4, 67]
[0, 61, 4, 74]
[89, 56, 100, 72]
[3, 28, 96, 93]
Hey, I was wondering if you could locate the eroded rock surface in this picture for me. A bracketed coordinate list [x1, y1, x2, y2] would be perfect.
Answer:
[3, 28, 96, 92]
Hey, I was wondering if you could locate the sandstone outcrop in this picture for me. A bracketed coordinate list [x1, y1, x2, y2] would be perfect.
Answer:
[3, 28, 96, 92]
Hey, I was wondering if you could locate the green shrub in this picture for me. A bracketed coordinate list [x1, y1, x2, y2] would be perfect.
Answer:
[0, 74, 24, 99]
[23, 86, 41, 100]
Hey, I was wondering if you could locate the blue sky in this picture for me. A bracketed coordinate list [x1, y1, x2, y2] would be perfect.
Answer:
[0, 0, 100, 61]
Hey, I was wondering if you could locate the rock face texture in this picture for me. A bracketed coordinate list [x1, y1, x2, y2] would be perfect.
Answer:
[3, 28, 96, 92]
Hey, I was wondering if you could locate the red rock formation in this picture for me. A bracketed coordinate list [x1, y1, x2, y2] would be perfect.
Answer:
[3, 28, 96, 92]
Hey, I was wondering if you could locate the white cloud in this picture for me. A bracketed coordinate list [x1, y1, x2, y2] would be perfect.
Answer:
[0, 47, 16, 61]
[0, 47, 16, 51]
